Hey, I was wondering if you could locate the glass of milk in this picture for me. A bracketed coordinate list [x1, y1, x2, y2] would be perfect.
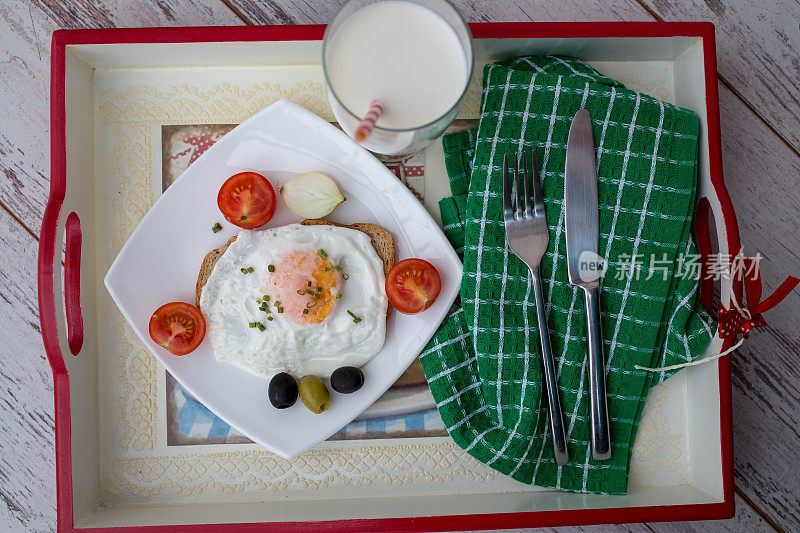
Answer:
[323, 0, 473, 161]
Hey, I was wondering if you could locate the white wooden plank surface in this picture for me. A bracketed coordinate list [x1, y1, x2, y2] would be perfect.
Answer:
[226, 0, 652, 25]
[637, 0, 800, 154]
[0, 208, 56, 532]
[0, 0, 243, 236]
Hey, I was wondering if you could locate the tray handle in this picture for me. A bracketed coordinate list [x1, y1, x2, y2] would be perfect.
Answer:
[694, 195, 743, 320]
[64, 212, 83, 355]
[38, 201, 84, 374]
[694, 196, 715, 315]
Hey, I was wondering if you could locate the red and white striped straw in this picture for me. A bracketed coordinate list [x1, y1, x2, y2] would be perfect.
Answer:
[354, 100, 384, 143]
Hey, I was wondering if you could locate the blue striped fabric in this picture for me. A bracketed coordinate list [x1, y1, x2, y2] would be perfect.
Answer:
[172, 382, 445, 443]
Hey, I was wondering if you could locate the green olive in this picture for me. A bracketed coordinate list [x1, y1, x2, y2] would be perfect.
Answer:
[298, 375, 331, 414]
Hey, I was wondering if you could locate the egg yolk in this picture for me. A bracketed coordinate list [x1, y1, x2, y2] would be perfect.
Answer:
[266, 248, 341, 325]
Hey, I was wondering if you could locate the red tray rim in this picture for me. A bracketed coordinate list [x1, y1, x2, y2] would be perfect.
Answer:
[40, 21, 738, 532]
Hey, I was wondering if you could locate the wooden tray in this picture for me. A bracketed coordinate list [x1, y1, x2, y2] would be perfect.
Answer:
[40, 22, 738, 532]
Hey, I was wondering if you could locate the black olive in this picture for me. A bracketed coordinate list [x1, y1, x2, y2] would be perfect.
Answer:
[330, 366, 364, 394]
[268, 372, 298, 409]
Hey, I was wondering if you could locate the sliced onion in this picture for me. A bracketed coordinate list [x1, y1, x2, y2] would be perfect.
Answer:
[280, 172, 345, 218]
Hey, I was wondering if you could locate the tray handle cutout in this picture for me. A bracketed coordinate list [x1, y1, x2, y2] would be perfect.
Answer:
[64, 212, 83, 355]
[694, 196, 716, 315]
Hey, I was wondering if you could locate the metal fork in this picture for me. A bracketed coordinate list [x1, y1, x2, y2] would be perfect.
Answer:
[503, 151, 569, 466]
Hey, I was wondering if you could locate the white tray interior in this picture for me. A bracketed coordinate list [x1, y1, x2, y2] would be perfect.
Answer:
[53, 34, 728, 528]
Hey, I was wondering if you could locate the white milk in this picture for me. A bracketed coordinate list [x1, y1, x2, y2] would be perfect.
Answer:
[325, 1, 469, 131]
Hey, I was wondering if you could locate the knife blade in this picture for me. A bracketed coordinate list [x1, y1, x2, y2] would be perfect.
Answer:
[565, 109, 601, 288]
[564, 108, 612, 461]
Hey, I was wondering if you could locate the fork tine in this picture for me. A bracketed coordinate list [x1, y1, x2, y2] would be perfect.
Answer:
[502, 154, 513, 222]
[529, 150, 545, 216]
[522, 151, 533, 218]
[514, 153, 524, 220]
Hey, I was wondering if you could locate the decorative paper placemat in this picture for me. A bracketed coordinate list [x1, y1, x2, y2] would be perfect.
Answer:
[92, 60, 694, 507]
[161, 122, 447, 445]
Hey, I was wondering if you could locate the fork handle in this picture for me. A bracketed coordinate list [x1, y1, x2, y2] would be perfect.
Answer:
[531, 271, 569, 466]
[582, 286, 611, 461]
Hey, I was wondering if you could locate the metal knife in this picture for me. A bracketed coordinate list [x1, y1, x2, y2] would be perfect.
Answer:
[564, 108, 611, 461]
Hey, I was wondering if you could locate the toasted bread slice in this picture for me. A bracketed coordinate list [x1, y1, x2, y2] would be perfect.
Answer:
[195, 235, 238, 307]
[300, 219, 395, 275]
[195, 222, 395, 307]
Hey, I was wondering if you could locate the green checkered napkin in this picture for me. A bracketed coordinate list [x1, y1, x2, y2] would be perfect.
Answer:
[421, 56, 716, 494]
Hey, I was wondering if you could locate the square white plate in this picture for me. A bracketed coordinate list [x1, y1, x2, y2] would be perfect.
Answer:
[104, 99, 462, 459]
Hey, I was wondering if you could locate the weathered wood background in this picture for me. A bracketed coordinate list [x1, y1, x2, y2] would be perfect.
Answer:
[1, 0, 798, 531]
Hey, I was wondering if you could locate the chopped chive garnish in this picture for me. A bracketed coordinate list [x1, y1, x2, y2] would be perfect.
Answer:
[317, 249, 328, 258]
[305, 289, 314, 295]
[335, 265, 343, 271]
[307, 299, 318, 308]
[267, 264, 275, 272]
[267, 316, 274, 321]
[303, 309, 309, 314]
[277, 307, 284, 313]
[316, 286, 323, 292]
[343, 273, 350, 280]
[314, 293, 321, 300]
[275, 301, 281, 307]
[241, 266, 254, 274]
[307, 281, 312, 287]
[249, 321, 266, 330]
[212, 222, 222, 233]
[263, 295, 270, 301]
[297, 289, 305, 295]
[347, 310, 362, 324]
[335, 292, 342, 300]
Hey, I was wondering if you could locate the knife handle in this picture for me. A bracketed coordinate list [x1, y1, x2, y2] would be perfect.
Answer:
[583, 286, 611, 461]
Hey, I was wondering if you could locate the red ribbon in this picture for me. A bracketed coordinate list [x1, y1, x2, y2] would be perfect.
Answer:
[719, 257, 800, 339]
[694, 197, 798, 340]
[716, 255, 798, 340]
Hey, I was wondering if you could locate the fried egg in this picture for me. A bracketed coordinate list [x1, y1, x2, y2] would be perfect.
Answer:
[199, 223, 387, 378]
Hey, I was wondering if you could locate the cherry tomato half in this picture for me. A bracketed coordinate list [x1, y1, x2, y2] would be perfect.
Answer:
[385, 258, 442, 314]
[217, 172, 276, 229]
[149, 302, 206, 356]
